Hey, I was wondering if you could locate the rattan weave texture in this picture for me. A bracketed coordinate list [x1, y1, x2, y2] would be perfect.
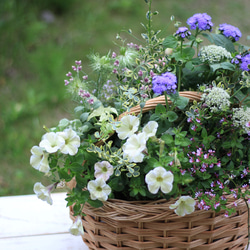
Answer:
[70, 196, 248, 249]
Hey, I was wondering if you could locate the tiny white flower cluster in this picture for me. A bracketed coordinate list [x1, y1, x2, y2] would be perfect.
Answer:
[201, 86, 230, 112]
[232, 107, 250, 135]
[199, 45, 232, 64]
[116, 115, 158, 162]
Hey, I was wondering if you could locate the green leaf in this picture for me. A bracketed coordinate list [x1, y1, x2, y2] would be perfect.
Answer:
[210, 62, 235, 72]
[80, 112, 89, 122]
[161, 134, 174, 144]
[87, 199, 103, 208]
[175, 96, 189, 110]
[202, 33, 235, 52]
[155, 103, 166, 115]
[69, 162, 83, 172]
[201, 128, 208, 138]
[162, 35, 178, 48]
[166, 111, 178, 122]
[182, 47, 195, 60]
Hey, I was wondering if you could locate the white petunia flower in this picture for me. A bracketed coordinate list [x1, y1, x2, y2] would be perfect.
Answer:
[57, 128, 81, 155]
[122, 132, 147, 163]
[39, 132, 65, 153]
[116, 115, 140, 140]
[87, 178, 111, 201]
[33, 182, 54, 205]
[169, 196, 196, 216]
[145, 166, 174, 194]
[30, 146, 50, 173]
[69, 215, 84, 236]
[142, 121, 158, 140]
[94, 161, 114, 181]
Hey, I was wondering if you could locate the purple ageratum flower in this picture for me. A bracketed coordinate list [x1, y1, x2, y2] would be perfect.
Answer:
[187, 13, 213, 31]
[240, 54, 250, 71]
[152, 72, 177, 95]
[175, 27, 191, 39]
[219, 23, 242, 42]
[231, 54, 242, 65]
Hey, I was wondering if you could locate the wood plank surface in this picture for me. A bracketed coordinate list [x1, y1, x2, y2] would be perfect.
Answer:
[0, 192, 88, 250]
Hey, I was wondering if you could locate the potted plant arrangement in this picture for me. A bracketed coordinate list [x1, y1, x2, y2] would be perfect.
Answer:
[30, 1, 250, 249]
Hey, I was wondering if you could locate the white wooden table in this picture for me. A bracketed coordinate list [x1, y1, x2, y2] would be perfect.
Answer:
[0, 192, 88, 250]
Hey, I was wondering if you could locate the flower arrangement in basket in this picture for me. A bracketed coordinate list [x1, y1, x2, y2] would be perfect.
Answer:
[30, 1, 250, 249]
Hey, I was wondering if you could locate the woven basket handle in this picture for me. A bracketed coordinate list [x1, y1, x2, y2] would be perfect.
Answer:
[119, 90, 201, 118]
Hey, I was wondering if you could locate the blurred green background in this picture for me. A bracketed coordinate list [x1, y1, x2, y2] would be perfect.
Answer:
[0, 0, 249, 196]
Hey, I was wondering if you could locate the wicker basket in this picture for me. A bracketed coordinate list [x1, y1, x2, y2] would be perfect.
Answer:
[69, 91, 249, 249]
[70, 196, 248, 250]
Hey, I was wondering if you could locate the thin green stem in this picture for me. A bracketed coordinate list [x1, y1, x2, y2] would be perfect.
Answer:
[164, 92, 170, 111]
[178, 66, 182, 91]
[148, 0, 152, 45]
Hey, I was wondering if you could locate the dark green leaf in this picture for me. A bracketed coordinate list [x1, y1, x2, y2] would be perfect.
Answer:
[166, 111, 178, 122]
[162, 35, 178, 48]
[175, 96, 189, 110]
[87, 199, 103, 208]
[210, 62, 235, 72]
[161, 134, 174, 144]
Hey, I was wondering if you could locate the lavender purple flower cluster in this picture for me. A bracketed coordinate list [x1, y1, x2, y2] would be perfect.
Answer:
[175, 27, 191, 39]
[232, 53, 250, 71]
[187, 13, 213, 31]
[152, 72, 177, 95]
[218, 23, 242, 42]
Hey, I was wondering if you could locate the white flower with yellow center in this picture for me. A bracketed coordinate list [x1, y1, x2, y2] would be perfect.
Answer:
[87, 178, 111, 201]
[69, 215, 84, 236]
[145, 166, 174, 194]
[57, 128, 81, 155]
[116, 115, 140, 140]
[39, 132, 65, 153]
[33, 182, 54, 205]
[30, 146, 50, 173]
[122, 132, 147, 163]
[142, 121, 158, 140]
[169, 196, 196, 216]
[94, 161, 114, 181]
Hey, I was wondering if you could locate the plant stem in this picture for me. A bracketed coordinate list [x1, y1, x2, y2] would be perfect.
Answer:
[148, 0, 152, 45]
[164, 91, 170, 111]
[178, 66, 182, 91]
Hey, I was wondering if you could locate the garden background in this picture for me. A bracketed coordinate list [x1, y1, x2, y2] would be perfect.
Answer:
[0, 0, 249, 196]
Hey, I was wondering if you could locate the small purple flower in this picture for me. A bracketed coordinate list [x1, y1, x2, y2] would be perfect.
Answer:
[231, 54, 242, 65]
[187, 13, 213, 31]
[240, 54, 250, 71]
[66, 72, 72, 77]
[175, 27, 191, 39]
[152, 72, 177, 95]
[219, 23, 242, 42]
[114, 60, 119, 66]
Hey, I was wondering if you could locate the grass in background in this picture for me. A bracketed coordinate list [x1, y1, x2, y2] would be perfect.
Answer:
[0, 0, 249, 196]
